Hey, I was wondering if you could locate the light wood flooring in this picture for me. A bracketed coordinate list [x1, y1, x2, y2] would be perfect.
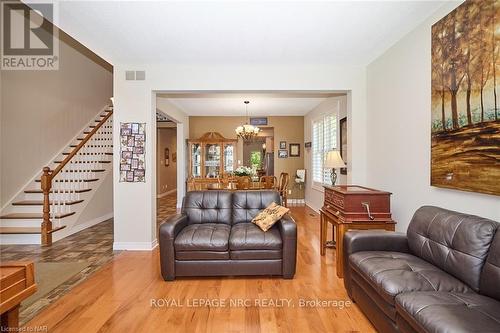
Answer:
[24, 206, 375, 333]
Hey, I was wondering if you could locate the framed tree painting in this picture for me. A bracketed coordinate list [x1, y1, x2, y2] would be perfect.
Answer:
[431, 0, 500, 196]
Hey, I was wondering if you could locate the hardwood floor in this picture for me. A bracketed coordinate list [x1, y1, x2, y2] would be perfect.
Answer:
[25, 206, 375, 333]
[1, 220, 118, 325]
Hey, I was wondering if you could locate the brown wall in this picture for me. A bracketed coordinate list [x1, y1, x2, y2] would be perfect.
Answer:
[189, 116, 304, 198]
[157, 128, 177, 195]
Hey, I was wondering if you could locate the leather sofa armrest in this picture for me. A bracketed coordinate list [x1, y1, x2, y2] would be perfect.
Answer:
[343, 230, 408, 297]
[277, 214, 297, 279]
[344, 230, 409, 254]
[159, 214, 189, 281]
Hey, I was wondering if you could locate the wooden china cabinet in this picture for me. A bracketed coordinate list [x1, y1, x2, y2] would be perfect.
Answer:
[187, 132, 237, 191]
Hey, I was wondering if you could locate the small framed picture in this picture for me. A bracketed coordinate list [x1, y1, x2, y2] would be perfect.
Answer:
[279, 141, 286, 149]
[165, 148, 170, 166]
[304, 142, 312, 148]
[289, 143, 300, 157]
[278, 150, 288, 158]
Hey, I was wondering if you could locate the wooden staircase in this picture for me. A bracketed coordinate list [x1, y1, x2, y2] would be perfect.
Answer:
[0, 106, 113, 245]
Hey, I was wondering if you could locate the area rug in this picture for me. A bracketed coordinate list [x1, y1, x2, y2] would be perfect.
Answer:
[21, 261, 90, 310]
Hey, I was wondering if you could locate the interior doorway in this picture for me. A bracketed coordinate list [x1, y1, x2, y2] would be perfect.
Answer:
[156, 111, 178, 229]
[242, 128, 274, 177]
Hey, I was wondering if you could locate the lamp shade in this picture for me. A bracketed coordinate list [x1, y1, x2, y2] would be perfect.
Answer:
[324, 150, 346, 168]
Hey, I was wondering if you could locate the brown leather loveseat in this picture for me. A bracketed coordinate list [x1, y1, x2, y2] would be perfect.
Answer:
[343, 206, 500, 333]
[159, 190, 297, 281]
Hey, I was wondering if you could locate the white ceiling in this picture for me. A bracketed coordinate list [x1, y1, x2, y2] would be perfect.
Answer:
[165, 96, 325, 116]
[48, 1, 446, 66]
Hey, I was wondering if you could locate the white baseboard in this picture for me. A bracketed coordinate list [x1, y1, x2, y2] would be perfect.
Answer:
[157, 189, 177, 199]
[113, 240, 157, 251]
[305, 201, 320, 213]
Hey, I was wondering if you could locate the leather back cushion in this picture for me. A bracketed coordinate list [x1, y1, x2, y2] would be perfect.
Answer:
[232, 191, 281, 224]
[182, 191, 232, 224]
[480, 230, 500, 300]
[407, 206, 498, 291]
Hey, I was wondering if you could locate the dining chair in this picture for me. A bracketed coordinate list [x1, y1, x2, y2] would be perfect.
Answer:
[259, 176, 277, 189]
[278, 172, 290, 207]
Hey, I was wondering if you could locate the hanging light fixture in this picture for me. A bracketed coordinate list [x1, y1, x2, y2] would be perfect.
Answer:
[235, 101, 260, 141]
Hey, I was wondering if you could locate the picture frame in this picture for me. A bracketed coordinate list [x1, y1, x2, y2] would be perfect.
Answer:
[304, 142, 312, 148]
[165, 148, 169, 167]
[250, 117, 268, 126]
[279, 141, 286, 149]
[278, 150, 288, 158]
[289, 143, 300, 157]
[339, 117, 348, 175]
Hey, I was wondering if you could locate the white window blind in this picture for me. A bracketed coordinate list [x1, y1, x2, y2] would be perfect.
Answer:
[312, 111, 338, 187]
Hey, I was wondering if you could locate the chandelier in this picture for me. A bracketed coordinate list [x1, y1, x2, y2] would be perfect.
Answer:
[235, 101, 260, 140]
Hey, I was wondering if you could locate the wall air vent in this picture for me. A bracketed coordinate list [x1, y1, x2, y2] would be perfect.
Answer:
[135, 71, 146, 80]
[125, 70, 146, 81]
[125, 71, 135, 80]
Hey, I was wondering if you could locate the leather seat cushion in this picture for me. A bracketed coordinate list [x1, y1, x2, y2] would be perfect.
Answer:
[396, 291, 500, 333]
[349, 251, 471, 306]
[229, 223, 282, 251]
[230, 250, 282, 260]
[174, 223, 230, 252]
[176, 251, 229, 260]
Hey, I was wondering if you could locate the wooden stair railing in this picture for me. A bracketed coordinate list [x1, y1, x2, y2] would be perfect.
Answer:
[40, 109, 113, 246]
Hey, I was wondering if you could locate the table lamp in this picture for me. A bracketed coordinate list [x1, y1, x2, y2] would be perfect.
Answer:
[324, 150, 346, 186]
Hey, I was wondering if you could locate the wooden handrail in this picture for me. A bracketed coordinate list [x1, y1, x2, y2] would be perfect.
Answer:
[51, 109, 113, 178]
[40, 107, 113, 246]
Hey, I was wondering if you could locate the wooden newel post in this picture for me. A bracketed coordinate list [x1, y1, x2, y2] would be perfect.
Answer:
[41, 167, 52, 246]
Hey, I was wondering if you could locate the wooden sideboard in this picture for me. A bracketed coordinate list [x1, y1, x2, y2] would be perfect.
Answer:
[1, 262, 37, 331]
[320, 185, 396, 278]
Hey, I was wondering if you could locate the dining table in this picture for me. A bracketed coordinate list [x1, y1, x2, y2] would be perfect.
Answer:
[206, 182, 273, 191]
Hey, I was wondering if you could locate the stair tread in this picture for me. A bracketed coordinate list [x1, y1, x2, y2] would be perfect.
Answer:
[0, 212, 75, 219]
[63, 152, 112, 155]
[0, 226, 66, 234]
[84, 131, 112, 134]
[70, 145, 112, 148]
[55, 169, 105, 172]
[54, 160, 111, 164]
[35, 178, 98, 182]
[13, 200, 84, 206]
[25, 189, 92, 194]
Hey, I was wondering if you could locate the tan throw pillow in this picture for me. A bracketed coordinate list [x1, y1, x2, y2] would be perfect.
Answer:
[252, 202, 290, 232]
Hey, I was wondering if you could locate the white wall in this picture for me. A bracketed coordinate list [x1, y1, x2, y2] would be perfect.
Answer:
[73, 171, 113, 229]
[1, 31, 113, 207]
[366, 2, 500, 232]
[113, 64, 367, 250]
[304, 95, 348, 211]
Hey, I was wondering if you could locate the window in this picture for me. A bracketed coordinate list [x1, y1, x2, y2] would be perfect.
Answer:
[312, 112, 338, 188]
[250, 151, 262, 170]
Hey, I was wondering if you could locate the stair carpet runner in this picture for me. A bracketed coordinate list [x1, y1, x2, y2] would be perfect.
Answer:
[0, 108, 113, 236]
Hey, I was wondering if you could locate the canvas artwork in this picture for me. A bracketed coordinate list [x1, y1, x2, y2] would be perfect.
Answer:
[431, 0, 500, 196]
[120, 122, 146, 182]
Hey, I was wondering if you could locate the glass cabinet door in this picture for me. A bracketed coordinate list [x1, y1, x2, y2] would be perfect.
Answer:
[223, 144, 234, 173]
[204, 143, 221, 178]
[191, 143, 201, 177]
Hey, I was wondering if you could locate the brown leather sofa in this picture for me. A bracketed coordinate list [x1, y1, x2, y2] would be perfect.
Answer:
[343, 206, 500, 333]
[159, 190, 297, 281]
